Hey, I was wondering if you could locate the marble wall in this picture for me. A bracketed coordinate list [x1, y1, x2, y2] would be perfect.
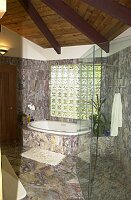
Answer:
[102, 46, 131, 175]
[0, 56, 50, 121]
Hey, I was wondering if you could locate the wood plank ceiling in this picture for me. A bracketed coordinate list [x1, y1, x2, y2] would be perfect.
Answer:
[0, 0, 131, 53]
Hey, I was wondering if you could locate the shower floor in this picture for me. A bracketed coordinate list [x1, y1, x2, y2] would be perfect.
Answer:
[1, 146, 86, 200]
[90, 155, 131, 200]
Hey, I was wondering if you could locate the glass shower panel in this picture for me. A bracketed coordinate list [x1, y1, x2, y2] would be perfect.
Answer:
[89, 37, 131, 200]
[76, 35, 131, 200]
[89, 44, 104, 200]
[76, 43, 106, 200]
[76, 46, 95, 200]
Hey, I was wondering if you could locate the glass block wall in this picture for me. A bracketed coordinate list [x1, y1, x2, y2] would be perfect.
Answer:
[78, 63, 101, 119]
[50, 65, 79, 119]
[50, 63, 101, 120]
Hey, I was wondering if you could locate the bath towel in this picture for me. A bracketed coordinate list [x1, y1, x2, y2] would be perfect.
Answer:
[110, 93, 122, 136]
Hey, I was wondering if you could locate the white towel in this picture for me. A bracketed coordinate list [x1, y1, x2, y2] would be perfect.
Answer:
[110, 93, 122, 136]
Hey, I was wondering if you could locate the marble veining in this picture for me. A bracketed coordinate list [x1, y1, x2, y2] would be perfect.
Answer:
[2, 145, 131, 200]
[22, 127, 91, 156]
[102, 45, 131, 176]
[90, 155, 131, 200]
[1, 146, 86, 200]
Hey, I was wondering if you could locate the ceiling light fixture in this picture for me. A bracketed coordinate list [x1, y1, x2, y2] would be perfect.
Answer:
[0, 0, 6, 19]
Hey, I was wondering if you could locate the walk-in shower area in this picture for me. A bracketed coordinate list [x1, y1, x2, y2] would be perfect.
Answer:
[80, 36, 131, 200]
[0, 35, 131, 200]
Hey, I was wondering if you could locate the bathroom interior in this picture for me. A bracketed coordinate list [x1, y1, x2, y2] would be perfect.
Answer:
[0, 1, 131, 200]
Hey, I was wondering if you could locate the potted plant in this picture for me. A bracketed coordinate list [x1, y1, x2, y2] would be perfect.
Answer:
[89, 94, 109, 186]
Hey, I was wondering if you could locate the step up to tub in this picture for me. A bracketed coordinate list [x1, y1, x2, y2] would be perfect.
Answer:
[2, 155, 27, 200]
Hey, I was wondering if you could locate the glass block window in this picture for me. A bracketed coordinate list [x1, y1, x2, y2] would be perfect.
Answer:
[78, 64, 101, 119]
[50, 64, 101, 119]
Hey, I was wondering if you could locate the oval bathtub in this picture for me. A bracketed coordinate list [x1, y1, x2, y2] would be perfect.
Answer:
[24, 120, 91, 155]
[28, 120, 90, 136]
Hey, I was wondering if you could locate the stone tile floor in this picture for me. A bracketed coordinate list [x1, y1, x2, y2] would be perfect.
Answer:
[2, 146, 131, 200]
[1, 146, 88, 200]
[90, 156, 131, 200]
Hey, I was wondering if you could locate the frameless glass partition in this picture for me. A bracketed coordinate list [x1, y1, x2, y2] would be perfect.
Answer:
[77, 34, 131, 200]
[76, 46, 95, 200]
[76, 43, 107, 200]
[89, 44, 106, 200]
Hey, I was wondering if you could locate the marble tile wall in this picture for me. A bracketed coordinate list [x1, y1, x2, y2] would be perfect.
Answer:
[0, 56, 50, 121]
[102, 46, 131, 175]
[91, 136, 117, 156]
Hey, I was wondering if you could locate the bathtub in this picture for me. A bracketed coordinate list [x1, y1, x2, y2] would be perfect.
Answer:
[23, 120, 91, 155]
[28, 120, 90, 136]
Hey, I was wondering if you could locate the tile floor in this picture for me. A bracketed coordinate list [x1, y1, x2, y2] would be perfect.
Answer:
[90, 156, 131, 200]
[1, 146, 131, 200]
[2, 146, 87, 200]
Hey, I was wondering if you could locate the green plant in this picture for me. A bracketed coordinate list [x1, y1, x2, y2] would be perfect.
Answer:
[89, 95, 107, 189]
[89, 94, 107, 139]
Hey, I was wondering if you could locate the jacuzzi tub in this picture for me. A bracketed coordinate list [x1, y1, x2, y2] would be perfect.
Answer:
[28, 120, 90, 136]
[23, 120, 91, 155]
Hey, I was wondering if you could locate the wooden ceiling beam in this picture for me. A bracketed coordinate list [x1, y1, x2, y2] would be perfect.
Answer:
[18, 0, 61, 54]
[41, 0, 109, 52]
[82, 0, 131, 27]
